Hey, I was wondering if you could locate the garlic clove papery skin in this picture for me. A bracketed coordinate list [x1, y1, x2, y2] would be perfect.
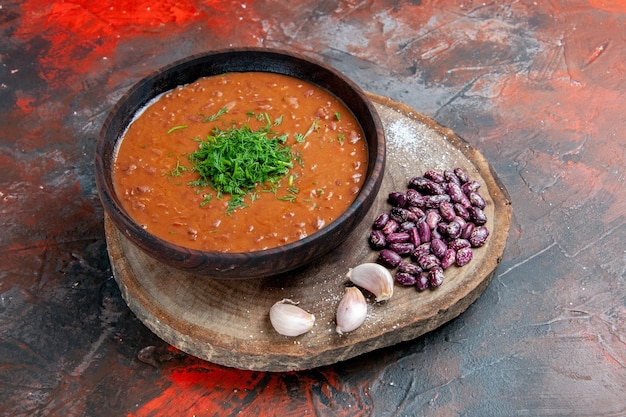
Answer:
[346, 262, 394, 302]
[269, 299, 315, 336]
[335, 286, 368, 335]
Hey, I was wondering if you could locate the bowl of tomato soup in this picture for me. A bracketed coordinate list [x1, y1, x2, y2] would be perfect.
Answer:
[95, 48, 385, 278]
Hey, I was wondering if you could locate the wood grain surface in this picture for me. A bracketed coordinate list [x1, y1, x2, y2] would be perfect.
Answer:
[105, 93, 512, 371]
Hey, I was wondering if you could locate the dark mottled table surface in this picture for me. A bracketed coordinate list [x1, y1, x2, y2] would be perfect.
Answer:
[1, 1, 624, 416]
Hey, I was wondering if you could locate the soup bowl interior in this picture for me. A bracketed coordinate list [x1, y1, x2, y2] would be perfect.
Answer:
[95, 48, 385, 279]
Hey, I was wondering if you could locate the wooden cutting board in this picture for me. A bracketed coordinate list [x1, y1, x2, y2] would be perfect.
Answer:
[105, 93, 512, 372]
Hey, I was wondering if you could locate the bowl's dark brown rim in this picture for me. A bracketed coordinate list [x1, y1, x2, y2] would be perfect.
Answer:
[95, 47, 386, 278]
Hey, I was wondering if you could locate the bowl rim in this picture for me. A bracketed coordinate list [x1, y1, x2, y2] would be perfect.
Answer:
[95, 47, 386, 277]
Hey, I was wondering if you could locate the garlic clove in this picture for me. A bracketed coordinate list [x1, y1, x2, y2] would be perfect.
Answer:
[346, 262, 394, 302]
[336, 286, 368, 335]
[269, 299, 315, 336]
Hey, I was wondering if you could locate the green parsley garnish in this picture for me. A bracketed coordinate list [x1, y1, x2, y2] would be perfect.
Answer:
[167, 125, 188, 134]
[200, 194, 212, 207]
[227, 194, 248, 212]
[278, 193, 297, 202]
[199, 107, 229, 122]
[294, 120, 319, 143]
[187, 121, 294, 212]
[168, 157, 190, 177]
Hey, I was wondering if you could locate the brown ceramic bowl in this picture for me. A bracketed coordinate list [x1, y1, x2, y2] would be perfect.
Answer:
[95, 48, 385, 279]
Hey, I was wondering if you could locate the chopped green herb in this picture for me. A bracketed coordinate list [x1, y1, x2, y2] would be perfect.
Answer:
[262, 184, 279, 196]
[338, 133, 345, 145]
[199, 107, 229, 122]
[294, 119, 319, 143]
[334, 112, 341, 121]
[200, 194, 212, 207]
[168, 157, 190, 178]
[279, 193, 297, 202]
[187, 120, 293, 212]
[167, 125, 188, 134]
[226, 195, 248, 213]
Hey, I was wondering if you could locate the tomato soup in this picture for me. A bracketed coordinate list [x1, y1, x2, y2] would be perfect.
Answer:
[113, 72, 368, 252]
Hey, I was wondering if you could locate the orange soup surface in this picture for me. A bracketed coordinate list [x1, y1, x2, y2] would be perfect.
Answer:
[114, 72, 368, 252]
